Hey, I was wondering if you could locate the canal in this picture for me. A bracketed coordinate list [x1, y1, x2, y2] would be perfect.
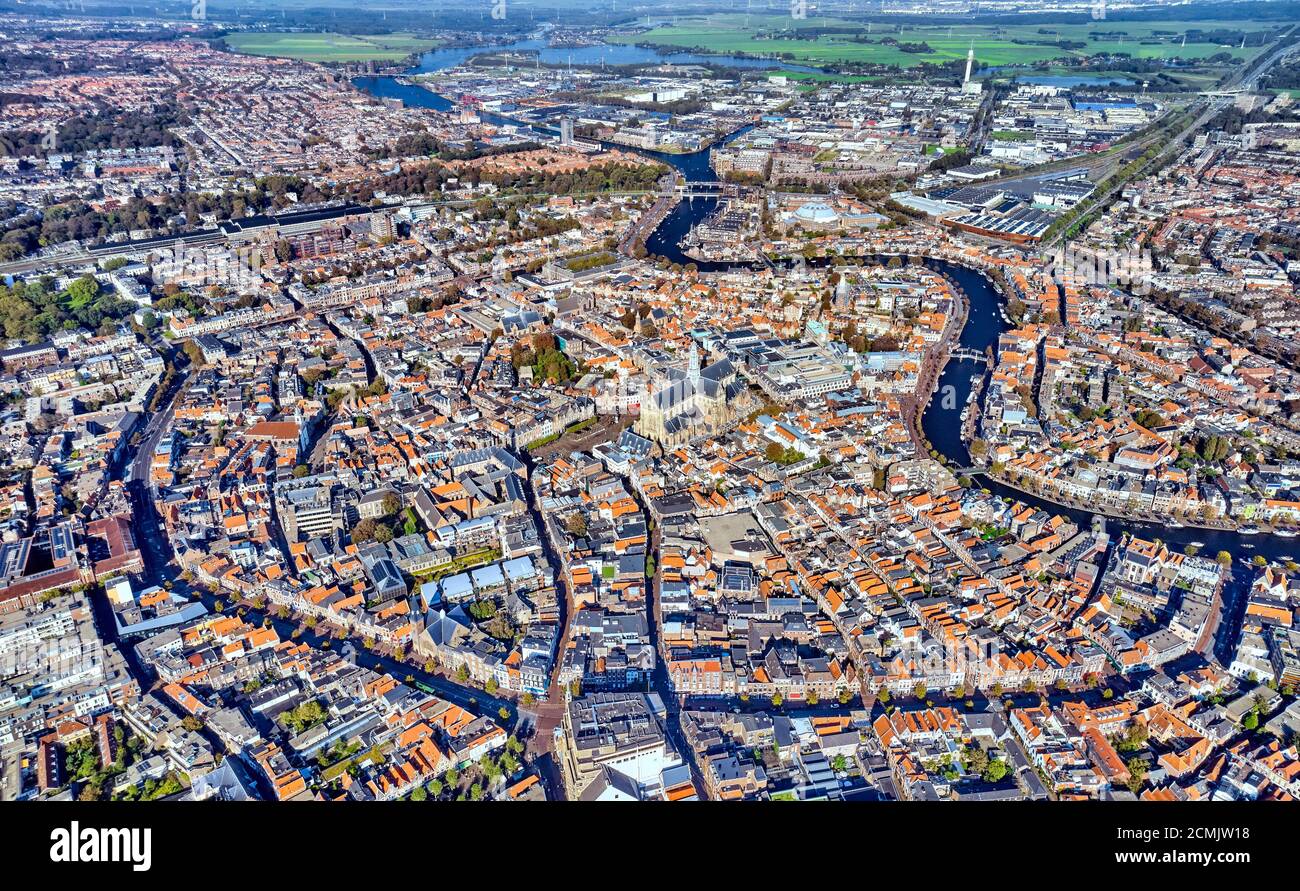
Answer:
[911, 261, 1297, 663]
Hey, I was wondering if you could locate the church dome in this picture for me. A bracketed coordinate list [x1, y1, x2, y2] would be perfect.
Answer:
[793, 201, 839, 224]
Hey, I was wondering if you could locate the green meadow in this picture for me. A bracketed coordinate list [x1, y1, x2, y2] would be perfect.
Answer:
[609, 15, 1274, 69]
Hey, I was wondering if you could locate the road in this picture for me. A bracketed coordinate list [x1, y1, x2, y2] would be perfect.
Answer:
[1230, 27, 1300, 92]
[129, 360, 190, 485]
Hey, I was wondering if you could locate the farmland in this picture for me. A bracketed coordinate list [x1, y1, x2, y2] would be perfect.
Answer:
[609, 14, 1277, 69]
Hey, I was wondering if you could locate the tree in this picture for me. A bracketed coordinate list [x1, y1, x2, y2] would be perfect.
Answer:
[770, 692, 784, 708]
[352, 518, 379, 543]
[181, 339, 206, 368]
[913, 682, 928, 700]
[564, 512, 588, 537]
[381, 492, 402, 516]
[983, 759, 1009, 783]
[279, 699, 326, 734]
[1125, 756, 1148, 793]
[292, 464, 309, 478]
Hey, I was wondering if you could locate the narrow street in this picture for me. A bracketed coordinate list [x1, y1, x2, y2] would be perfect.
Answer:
[515, 449, 572, 768]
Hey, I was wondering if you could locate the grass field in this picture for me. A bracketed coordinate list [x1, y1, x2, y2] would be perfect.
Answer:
[224, 31, 440, 63]
[610, 14, 1275, 69]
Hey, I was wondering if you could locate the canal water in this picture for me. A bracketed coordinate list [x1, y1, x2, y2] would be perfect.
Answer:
[911, 260, 1295, 663]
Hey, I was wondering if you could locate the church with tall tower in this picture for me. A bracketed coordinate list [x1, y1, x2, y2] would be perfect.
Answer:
[636, 343, 743, 447]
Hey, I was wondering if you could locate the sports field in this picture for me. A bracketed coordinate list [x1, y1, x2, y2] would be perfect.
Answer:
[609, 15, 1275, 68]
[224, 31, 440, 63]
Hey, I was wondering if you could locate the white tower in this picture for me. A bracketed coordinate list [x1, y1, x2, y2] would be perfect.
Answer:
[962, 44, 982, 94]
[687, 343, 701, 386]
